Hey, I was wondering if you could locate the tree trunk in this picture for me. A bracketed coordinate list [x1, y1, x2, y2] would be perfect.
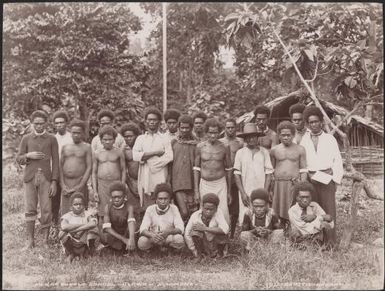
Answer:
[339, 181, 364, 250]
[78, 100, 89, 141]
[365, 104, 374, 121]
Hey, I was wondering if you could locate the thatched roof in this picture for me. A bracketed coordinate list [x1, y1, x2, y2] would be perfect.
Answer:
[237, 94, 384, 137]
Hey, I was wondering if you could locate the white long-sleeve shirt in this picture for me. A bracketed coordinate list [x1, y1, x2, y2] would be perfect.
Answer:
[300, 131, 343, 184]
[132, 131, 173, 205]
[288, 202, 334, 235]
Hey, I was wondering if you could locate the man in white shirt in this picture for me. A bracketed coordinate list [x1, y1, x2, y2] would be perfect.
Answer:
[299, 106, 343, 248]
[133, 107, 173, 210]
[53, 110, 73, 224]
[138, 183, 185, 253]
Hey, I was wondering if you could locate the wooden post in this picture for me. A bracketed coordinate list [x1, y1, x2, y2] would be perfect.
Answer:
[162, 2, 167, 112]
[339, 181, 364, 250]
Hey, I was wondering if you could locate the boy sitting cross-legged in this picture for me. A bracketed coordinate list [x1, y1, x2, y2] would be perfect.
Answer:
[185, 193, 229, 261]
[239, 188, 283, 253]
[59, 192, 99, 263]
[101, 181, 136, 256]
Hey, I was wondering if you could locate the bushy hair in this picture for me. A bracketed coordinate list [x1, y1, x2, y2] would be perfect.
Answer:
[144, 106, 162, 121]
[120, 122, 141, 136]
[154, 183, 173, 199]
[192, 111, 208, 123]
[53, 110, 69, 122]
[253, 105, 270, 116]
[99, 125, 117, 139]
[69, 119, 86, 131]
[289, 103, 306, 116]
[97, 109, 115, 122]
[30, 110, 48, 122]
[164, 108, 181, 122]
[202, 193, 219, 206]
[225, 118, 237, 126]
[250, 188, 269, 203]
[303, 106, 323, 123]
[204, 118, 222, 133]
[277, 120, 296, 135]
[292, 181, 315, 199]
[70, 192, 86, 205]
[178, 115, 194, 128]
[109, 181, 127, 195]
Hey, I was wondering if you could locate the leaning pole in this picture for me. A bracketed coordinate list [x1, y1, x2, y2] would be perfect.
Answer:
[162, 2, 167, 112]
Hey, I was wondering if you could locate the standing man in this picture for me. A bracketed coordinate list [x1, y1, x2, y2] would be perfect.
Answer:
[253, 105, 279, 150]
[219, 118, 244, 238]
[170, 115, 199, 223]
[194, 118, 232, 224]
[53, 110, 73, 224]
[270, 121, 307, 228]
[133, 107, 173, 210]
[60, 119, 92, 215]
[163, 108, 181, 142]
[234, 123, 274, 225]
[289, 103, 307, 144]
[300, 106, 343, 248]
[192, 111, 208, 142]
[91, 109, 126, 153]
[16, 110, 59, 249]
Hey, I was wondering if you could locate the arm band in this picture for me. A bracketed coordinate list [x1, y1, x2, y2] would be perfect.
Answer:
[299, 168, 308, 173]
[102, 223, 111, 230]
[225, 167, 233, 171]
[193, 166, 201, 171]
[127, 218, 136, 224]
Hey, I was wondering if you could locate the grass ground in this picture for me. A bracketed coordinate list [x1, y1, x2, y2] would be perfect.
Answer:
[2, 165, 384, 290]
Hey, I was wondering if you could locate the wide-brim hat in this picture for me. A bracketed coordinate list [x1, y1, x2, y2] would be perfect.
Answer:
[237, 123, 261, 138]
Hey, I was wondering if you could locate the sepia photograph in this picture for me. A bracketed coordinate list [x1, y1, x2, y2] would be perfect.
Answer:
[2, 2, 384, 289]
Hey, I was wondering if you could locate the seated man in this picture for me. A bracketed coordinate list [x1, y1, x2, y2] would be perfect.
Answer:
[138, 183, 185, 253]
[288, 181, 334, 246]
[101, 181, 136, 255]
[239, 189, 283, 252]
[59, 192, 98, 262]
[185, 193, 229, 261]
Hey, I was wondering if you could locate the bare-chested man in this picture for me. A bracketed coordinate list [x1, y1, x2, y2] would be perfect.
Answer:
[120, 122, 141, 224]
[289, 103, 307, 144]
[219, 118, 244, 238]
[192, 111, 208, 142]
[270, 121, 307, 228]
[60, 119, 92, 215]
[253, 105, 279, 150]
[92, 125, 126, 224]
[194, 118, 232, 224]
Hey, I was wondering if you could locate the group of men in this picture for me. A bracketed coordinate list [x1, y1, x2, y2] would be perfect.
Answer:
[16, 102, 343, 262]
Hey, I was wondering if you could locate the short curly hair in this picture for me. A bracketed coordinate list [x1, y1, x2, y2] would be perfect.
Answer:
[277, 120, 296, 135]
[178, 115, 194, 128]
[109, 181, 127, 195]
[253, 105, 270, 117]
[99, 125, 117, 139]
[154, 183, 173, 199]
[164, 109, 181, 122]
[144, 106, 162, 121]
[303, 106, 323, 123]
[97, 109, 115, 122]
[120, 122, 141, 136]
[292, 181, 314, 199]
[224, 118, 237, 126]
[70, 192, 86, 205]
[250, 188, 269, 203]
[204, 118, 222, 133]
[289, 103, 306, 117]
[30, 110, 48, 122]
[192, 111, 208, 123]
[53, 110, 69, 122]
[69, 119, 86, 131]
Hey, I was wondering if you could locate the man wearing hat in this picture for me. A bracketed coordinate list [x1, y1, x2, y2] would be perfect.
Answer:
[184, 193, 229, 261]
[234, 123, 274, 225]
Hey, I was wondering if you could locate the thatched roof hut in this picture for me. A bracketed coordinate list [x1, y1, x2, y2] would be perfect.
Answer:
[236, 93, 384, 178]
